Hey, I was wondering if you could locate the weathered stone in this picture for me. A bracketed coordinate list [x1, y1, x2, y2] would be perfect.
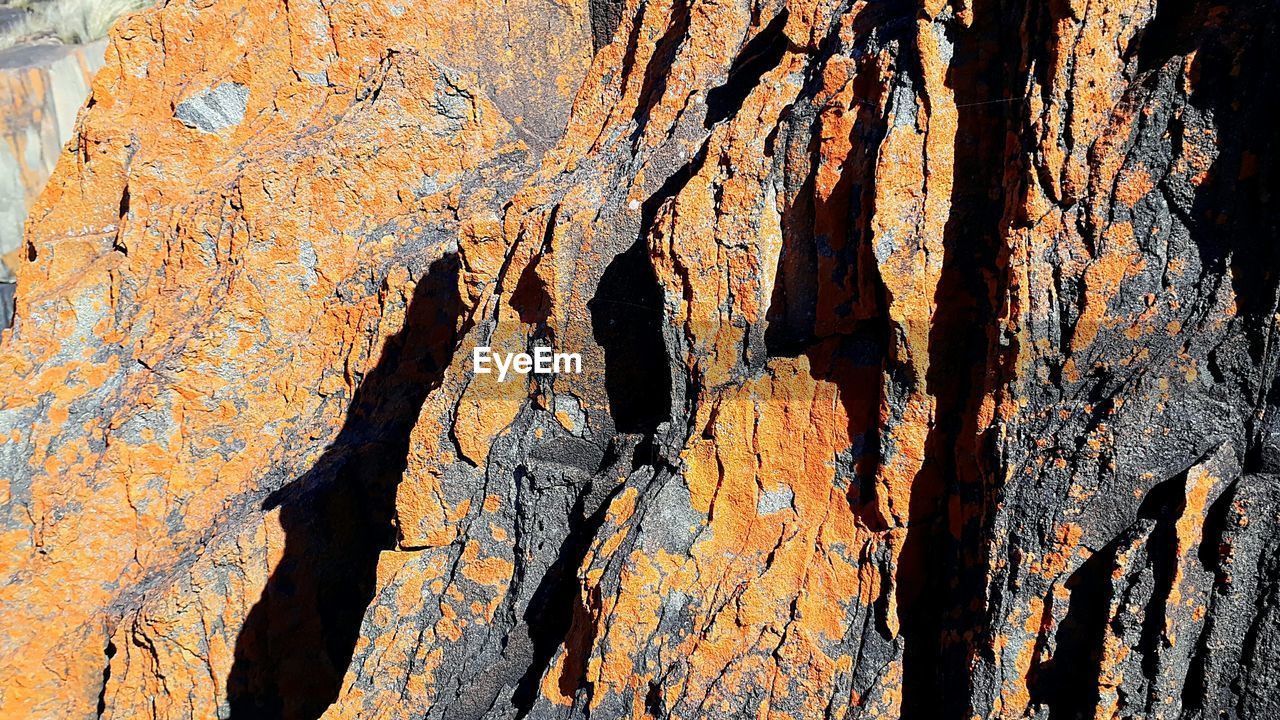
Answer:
[174, 82, 250, 133]
[1, 0, 1279, 718]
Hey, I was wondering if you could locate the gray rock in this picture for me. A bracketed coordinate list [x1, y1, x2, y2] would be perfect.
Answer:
[0, 7, 24, 35]
[174, 82, 249, 133]
[0, 281, 14, 329]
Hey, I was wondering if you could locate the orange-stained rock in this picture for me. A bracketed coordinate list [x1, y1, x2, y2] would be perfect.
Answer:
[2, 0, 1280, 718]
[0, 0, 590, 715]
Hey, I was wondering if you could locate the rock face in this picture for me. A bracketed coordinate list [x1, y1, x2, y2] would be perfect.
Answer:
[0, 0, 1278, 718]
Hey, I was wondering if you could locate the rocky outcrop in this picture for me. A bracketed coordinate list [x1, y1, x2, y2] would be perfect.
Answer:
[0, 0, 1277, 718]
[0, 38, 106, 278]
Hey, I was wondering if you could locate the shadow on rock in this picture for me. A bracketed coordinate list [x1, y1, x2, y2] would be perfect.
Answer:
[226, 253, 463, 719]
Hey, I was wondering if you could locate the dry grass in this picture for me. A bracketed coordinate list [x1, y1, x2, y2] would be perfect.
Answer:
[0, 0, 149, 51]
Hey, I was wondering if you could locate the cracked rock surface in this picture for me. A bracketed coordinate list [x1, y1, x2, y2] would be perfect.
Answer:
[0, 0, 1278, 718]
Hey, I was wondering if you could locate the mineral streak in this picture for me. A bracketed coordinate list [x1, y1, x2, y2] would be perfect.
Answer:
[1, 0, 1278, 718]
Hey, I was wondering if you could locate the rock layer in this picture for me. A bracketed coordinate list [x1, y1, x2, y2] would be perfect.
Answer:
[1, 0, 1278, 719]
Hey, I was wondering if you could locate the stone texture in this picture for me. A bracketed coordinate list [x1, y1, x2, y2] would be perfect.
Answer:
[175, 82, 251, 133]
[1, 0, 1279, 719]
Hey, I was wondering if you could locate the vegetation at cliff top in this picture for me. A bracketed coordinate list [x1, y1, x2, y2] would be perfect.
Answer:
[0, 0, 149, 51]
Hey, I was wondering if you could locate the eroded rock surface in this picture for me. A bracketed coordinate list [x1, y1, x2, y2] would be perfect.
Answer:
[1, 0, 1278, 718]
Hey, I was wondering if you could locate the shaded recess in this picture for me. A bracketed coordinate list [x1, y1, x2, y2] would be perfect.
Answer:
[630, 0, 692, 141]
[1028, 474, 1186, 714]
[586, 139, 704, 437]
[762, 0, 912, 358]
[510, 438, 638, 717]
[756, 2, 1009, 711]
[225, 254, 464, 719]
[588, 239, 672, 435]
[888, 5, 1010, 715]
[704, 10, 791, 128]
